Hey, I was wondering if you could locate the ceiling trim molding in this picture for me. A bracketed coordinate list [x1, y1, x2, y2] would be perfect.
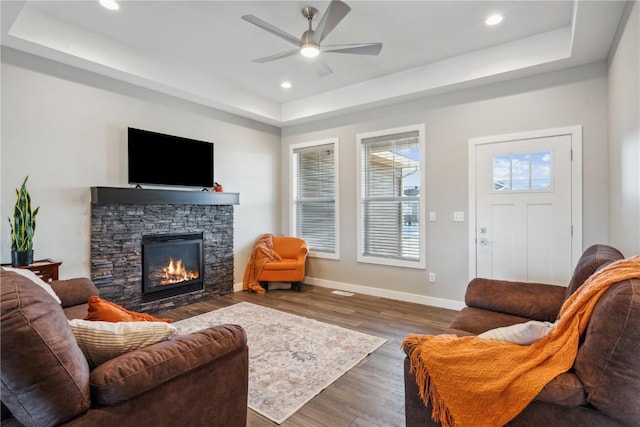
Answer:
[1, 0, 626, 128]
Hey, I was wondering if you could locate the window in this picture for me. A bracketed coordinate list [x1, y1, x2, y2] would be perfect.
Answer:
[357, 125, 425, 268]
[290, 139, 339, 259]
[493, 150, 552, 192]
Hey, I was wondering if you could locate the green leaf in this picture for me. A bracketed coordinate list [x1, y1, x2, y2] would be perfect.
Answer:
[8, 176, 39, 252]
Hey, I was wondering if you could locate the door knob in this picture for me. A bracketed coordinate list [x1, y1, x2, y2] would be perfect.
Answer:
[479, 238, 492, 245]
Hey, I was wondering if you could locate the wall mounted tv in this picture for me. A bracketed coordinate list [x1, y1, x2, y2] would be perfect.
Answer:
[128, 127, 214, 188]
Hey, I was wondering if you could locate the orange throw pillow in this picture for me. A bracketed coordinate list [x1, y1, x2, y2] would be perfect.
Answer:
[84, 296, 172, 323]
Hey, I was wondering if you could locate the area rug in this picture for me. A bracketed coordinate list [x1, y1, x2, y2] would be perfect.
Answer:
[173, 302, 386, 424]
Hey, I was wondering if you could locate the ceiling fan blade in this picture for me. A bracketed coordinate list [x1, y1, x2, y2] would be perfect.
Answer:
[312, 57, 333, 77]
[241, 15, 300, 47]
[321, 43, 383, 55]
[313, 0, 351, 43]
[252, 49, 300, 63]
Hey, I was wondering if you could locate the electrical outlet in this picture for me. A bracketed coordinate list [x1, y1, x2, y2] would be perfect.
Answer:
[429, 272, 436, 283]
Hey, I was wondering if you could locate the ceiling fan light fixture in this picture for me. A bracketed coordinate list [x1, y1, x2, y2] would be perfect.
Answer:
[300, 28, 320, 58]
[300, 43, 320, 58]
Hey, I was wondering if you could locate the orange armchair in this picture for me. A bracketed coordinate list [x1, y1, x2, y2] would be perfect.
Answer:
[258, 237, 308, 291]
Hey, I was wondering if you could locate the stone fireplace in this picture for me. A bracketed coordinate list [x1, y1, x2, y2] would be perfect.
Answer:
[90, 187, 239, 313]
[141, 232, 204, 302]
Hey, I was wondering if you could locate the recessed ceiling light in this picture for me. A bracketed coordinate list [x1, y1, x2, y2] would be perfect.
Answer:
[281, 81, 292, 89]
[485, 14, 503, 26]
[99, 0, 120, 11]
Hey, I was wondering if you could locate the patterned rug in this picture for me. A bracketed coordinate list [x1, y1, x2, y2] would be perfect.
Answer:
[173, 302, 386, 424]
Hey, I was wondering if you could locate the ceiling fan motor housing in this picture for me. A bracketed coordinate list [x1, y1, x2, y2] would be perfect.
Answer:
[302, 7, 319, 20]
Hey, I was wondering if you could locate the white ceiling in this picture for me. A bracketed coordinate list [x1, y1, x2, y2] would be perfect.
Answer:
[0, 1, 628, 127]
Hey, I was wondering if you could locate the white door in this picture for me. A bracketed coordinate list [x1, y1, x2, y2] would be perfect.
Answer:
[469, 127, 582, 285]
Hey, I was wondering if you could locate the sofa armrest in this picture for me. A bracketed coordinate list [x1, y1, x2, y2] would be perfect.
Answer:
[50, 278, 99, 308]
[465, 278, 566, 322]
[89, 324, 247, 405]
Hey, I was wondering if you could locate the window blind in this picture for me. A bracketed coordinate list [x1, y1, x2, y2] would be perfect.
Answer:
[292, 143, 336, 254]
[360, 131, 421, 262]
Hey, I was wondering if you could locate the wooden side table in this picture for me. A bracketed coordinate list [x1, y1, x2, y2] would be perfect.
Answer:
[4, 259, 62, 282]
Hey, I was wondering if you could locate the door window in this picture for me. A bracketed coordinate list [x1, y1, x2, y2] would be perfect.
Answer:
[493, 150, 552, 192]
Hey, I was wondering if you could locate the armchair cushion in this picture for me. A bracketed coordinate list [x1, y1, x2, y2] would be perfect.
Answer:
[448, 307, 532, 335]
[535, 373, 587, 407]
[90, 324, 247, 405]
[0, 270, 90, 426]
[262, 260, 298, 270]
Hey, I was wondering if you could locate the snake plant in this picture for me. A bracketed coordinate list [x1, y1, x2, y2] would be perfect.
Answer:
[8, 176, 39, 252]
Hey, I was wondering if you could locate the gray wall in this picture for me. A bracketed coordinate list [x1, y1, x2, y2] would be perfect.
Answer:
[282, 63, 609, 304]
[608, 1, 640, 257]
[1, 48, 281, 281]
[4, 25, 635, 307]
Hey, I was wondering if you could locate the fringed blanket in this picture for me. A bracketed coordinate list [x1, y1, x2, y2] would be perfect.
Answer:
[242, 233, 281, 294]
[402, 255, 640, 427]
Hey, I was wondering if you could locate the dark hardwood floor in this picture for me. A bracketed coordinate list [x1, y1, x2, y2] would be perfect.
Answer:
[159, 285, 457, 427]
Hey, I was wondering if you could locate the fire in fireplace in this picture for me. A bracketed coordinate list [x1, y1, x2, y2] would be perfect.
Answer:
[150, 257, 199, 285]
[142, 233, 204, 302]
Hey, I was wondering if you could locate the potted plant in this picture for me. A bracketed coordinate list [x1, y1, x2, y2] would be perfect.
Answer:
[8, 176, 39, 266]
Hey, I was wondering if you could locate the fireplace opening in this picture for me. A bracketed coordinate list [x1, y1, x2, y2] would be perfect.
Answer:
[142, 232, 204, 302]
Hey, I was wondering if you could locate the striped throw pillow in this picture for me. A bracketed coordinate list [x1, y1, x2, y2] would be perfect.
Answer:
[69, 319, 176, 368]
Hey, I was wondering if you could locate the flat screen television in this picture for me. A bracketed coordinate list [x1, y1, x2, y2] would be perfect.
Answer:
[128, 127, 214, 188]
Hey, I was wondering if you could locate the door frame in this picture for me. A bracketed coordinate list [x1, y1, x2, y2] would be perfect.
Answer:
[467, 126, 583, 282]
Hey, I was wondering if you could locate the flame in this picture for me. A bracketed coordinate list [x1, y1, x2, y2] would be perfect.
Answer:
[156, 257, 199, 286]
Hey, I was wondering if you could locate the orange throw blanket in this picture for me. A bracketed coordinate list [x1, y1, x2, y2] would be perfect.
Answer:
[402, 255, 640, 427]
[242, 233, 281, 294]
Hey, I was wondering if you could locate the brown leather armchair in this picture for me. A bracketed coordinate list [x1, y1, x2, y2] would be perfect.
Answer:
[1, 270, 248, 427]
[404, 244, 640, 426]
[258, 236, 308, 291]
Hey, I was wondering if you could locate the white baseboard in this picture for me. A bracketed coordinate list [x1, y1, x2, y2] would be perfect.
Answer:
[233, 277, 465, 311]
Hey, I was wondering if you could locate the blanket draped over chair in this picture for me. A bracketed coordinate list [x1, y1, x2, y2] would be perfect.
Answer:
[242, 233, 281, 294]
[402, 255, 640, 427]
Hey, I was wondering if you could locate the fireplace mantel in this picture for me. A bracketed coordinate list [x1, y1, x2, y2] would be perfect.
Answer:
[91, 186, 239, 206]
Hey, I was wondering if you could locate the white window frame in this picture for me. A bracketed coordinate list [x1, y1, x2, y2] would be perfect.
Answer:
[356, 124, 426, 269]
[289, 138, 340, 260]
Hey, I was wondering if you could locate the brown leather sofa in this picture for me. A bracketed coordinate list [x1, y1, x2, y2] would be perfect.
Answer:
[1, 270, 248, 427]
[404, 244, 640, 426]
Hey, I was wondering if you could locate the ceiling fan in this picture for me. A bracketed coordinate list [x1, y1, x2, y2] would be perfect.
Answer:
[241, 0, 382, 77]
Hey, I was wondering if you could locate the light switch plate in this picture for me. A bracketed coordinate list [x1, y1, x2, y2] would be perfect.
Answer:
[429, 211, 436, 221]
[453, 211, 465, 222]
